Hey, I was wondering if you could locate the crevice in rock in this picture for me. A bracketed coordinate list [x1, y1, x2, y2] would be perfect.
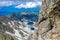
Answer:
[49, 19, 54, 31]
[38, 17, 48, 24]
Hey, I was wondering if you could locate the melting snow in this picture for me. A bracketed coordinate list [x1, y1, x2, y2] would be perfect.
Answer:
[6, 21, 36, 40]
[14, 29, 24, 40]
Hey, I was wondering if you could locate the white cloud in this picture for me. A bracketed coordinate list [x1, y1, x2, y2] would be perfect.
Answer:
[0, 1, 42, 8]
[15, 2, 42, 8]
[0, 1, 14, 7]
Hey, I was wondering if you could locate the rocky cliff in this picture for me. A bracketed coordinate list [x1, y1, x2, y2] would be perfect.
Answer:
[35, 0, 60, 40]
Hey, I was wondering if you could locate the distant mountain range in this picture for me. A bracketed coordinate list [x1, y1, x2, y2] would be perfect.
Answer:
[7, 12, 39, 22]
[0, 11, 39, 34]
[0, 7, 39, 40]
[0, 11, 39, 39]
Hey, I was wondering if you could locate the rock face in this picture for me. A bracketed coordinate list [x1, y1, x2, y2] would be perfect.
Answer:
[0, 30, 17, 40]
[0, 17, 15, 33]
[34, 0, 60, 40]
[0, 17, 18, 40]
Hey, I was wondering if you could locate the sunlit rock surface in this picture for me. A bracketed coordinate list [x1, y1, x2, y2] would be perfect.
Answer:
[34, 0, 60, 40]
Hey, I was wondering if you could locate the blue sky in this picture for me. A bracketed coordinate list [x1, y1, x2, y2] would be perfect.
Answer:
[0, 0, 42, 16]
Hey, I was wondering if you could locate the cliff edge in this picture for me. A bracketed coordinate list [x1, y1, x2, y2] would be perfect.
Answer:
[36, 0, 60, 40]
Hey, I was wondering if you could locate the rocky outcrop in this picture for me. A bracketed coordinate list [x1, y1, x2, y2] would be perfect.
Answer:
[0, 30, 17, 40]
[0, 17, 18, 40]
[0, 16, 15, 33]
[34, 0, 60, 40]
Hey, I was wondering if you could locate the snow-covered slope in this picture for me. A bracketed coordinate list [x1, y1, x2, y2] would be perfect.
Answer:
[0, 13, 38, 40]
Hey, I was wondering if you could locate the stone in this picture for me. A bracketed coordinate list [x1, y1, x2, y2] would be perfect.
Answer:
[0, 30, 17, 40]
[33, 0, 60, 40]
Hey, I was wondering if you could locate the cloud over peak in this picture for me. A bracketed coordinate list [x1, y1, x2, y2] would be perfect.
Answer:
[15, 2, 42, 8]
[0, 0, 42, 8]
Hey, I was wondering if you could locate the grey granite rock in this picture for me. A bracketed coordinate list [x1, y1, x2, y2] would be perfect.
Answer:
[33, 0, 60, 40]
[0, 30, 17, 40]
